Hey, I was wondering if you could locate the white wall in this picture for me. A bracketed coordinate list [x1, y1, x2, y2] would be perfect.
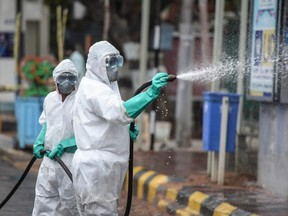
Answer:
[258, 104, 288, 199]
[0, 59, 16, 102]
[0, 0, 17, 103]
[0, 0, 50, 105]
[0, 0, 16, 31]
[23, 0, 49, 56]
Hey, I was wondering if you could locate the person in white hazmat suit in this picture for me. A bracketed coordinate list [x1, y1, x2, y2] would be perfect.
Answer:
[32, 59, 80, 216]
[72, 40, 169, 215]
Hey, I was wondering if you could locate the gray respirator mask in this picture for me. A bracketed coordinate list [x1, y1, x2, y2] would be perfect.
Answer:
[105, 54, 124, 82]
[56, 72, 77, 95]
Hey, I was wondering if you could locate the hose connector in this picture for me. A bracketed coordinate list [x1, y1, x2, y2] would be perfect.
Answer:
[167, 74, 177, 82]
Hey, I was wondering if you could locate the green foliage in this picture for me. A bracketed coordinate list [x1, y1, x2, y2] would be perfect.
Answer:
[37, 60, 55, 81]
[22, 61, 36, 81]
[21, 58, 56, 97]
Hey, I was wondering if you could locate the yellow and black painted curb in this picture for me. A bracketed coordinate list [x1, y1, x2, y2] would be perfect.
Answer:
[125, 166, 172, 204]
[125, 166, 258, 216]
[157, 186, 259, 216]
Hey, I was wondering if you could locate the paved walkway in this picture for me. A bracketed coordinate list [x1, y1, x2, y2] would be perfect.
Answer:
[132, 151, 288, 216]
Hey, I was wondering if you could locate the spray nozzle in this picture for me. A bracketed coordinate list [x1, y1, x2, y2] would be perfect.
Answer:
[134, 74, 177, 96]
[167, 74, 177, 82]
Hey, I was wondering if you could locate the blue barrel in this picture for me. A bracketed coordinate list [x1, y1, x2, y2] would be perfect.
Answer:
[202, 92, 240, 152]
[15, 96, 44, 149]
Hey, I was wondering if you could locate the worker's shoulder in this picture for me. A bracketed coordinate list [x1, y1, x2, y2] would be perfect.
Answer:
[82, 78, 110, 91]
[80, 80, 115, 101]
[44, 91, 58, 102]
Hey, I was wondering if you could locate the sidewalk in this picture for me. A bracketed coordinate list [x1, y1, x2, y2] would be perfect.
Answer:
[1, 134, 288, 216]
[131, 149, 288, 216]
[131, 151, 256, 216]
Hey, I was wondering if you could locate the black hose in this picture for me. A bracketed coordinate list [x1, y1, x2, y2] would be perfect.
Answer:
[0, 150, 73, 210]
[124, 82, 150, 216]
[133, 74, 176, 96]
[0, 156, 37, 209]
[123, 74, 176, 216]
[134, 81, 152, 95]
[124, 122, 135, 216]
[54, 155, 73, 182]
[40, 150, 73, 182]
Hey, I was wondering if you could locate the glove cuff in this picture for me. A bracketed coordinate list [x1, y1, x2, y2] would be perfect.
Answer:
[34, 144, 44, 151]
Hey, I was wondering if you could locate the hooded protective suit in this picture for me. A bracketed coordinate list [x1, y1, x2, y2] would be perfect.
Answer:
[72, 41, 133, 215]
[32, 59, 79, 216]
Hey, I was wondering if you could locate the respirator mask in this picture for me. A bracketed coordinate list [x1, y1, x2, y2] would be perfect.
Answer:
[56, 72, 77, 94]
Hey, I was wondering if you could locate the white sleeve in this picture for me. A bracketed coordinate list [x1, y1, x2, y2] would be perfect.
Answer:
[39, 99, 47, 125]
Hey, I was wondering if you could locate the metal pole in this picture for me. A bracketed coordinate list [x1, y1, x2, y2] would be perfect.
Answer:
[199, 0, 210, 65]
[199, 0, 212, 175]
[175, 0, 194, 148]
[139, 0, 150, 89]
[211, 0, 225, 91]
[210, 0, 225, 181]
[139, 0, 151, 147]
[210, 152, 218, 181]
[150, 0, 161, 151]
[56, 6, 63, 61]
[218, 96, 229, 185]
[14, 13, 21, 93]
[235, 0, 249, 173]
[102, 0, 110, 40]
[16, 0, 22, 95]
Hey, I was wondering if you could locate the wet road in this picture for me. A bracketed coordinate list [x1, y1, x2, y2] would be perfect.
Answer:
[0, 159, 36, 216]
[0, 156, 162, 216]
[1, 150, 288, 215]
[134, 151, 208, 178]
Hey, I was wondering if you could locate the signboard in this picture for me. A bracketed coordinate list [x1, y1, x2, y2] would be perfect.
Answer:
[248, 0, 278, 101]
[0, 0, 16, 57]
[0, 32, 14, 57]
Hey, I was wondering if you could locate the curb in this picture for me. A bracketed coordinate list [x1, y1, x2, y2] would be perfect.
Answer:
[125, 166, 173, 204]
[128, 166, 258, 216]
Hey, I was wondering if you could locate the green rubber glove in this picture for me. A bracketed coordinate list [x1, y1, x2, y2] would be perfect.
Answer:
[48, 137, 77, 159]
[129, 124, 139, 142]
[123, 72, 168, 119]
[33, 123, 47, 159]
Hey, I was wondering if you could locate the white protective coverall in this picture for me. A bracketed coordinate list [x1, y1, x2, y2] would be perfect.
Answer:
[72, 41, 133, 215]
[32, 59, 79, 216]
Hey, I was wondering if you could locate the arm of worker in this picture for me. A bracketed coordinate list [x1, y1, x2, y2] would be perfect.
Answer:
[48, 137, 77, 159]
[33, 122, 47, 159]
[129, 124, 139, 142]
[123, 72, 169, 119]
